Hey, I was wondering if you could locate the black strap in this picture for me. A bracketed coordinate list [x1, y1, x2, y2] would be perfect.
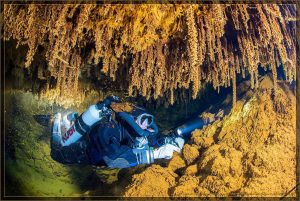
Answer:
[74, 119, 86, 135]
[78, 115, 91, 132]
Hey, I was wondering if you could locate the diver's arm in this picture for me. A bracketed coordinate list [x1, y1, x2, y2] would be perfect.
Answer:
[148, 133, 185, 160]
[152, 137, 184, 159]
[102, 145, 154, 168]
[103, 137, 184, 168]
[51, 139, 90, 164]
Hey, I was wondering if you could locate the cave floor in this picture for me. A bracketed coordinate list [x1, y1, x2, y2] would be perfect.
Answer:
[3, 90, 120, 197]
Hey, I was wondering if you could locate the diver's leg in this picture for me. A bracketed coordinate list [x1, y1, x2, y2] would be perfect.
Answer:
[51, 140, 90, 164]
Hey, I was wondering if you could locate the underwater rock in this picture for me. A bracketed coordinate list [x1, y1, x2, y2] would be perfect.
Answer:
[123, 75, 296, 197]
[191, 135, 215, 149]
[182, 144, 199, 165]
[124, 164, 177, 197]
[167, 152, 186, 172]
[172, 175, 200, 197]
[184, 164, 198, 176]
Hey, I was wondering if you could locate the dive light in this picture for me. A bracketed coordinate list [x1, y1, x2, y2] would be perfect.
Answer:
[175, 117, 205, 137]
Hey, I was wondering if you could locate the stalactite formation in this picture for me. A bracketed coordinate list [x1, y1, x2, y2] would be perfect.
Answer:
[3, 3, 296, 106]
[186, 5, 200, 99]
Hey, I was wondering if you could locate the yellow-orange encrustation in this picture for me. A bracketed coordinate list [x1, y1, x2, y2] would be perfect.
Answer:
[3, 4, 296, 106]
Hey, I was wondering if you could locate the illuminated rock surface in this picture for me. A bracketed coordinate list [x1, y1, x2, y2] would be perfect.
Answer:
[123, 76, 296, 197]
[3, 4, 296, 106]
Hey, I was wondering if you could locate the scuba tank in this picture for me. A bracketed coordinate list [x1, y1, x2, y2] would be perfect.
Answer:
[61, 104, 108, 146]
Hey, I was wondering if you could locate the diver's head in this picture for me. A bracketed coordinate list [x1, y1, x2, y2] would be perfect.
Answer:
[135, 113, 155, 132]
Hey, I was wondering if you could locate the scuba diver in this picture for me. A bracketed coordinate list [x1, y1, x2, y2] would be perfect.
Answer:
[51, 96, 211, 168]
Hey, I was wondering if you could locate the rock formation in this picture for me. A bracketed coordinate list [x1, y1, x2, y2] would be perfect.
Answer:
[3, 4, 296, 106]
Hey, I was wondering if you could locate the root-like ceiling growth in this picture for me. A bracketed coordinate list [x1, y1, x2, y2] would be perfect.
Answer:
[3, 3, 296, 106]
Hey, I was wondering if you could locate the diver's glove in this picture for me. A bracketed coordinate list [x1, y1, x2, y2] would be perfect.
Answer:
[96, 95, 121, 110]
[153, 137, 184, 159]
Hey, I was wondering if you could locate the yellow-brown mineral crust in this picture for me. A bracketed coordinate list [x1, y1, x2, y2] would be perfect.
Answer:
[3, 4, 296, 106]
[122, 75, 296, 197]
